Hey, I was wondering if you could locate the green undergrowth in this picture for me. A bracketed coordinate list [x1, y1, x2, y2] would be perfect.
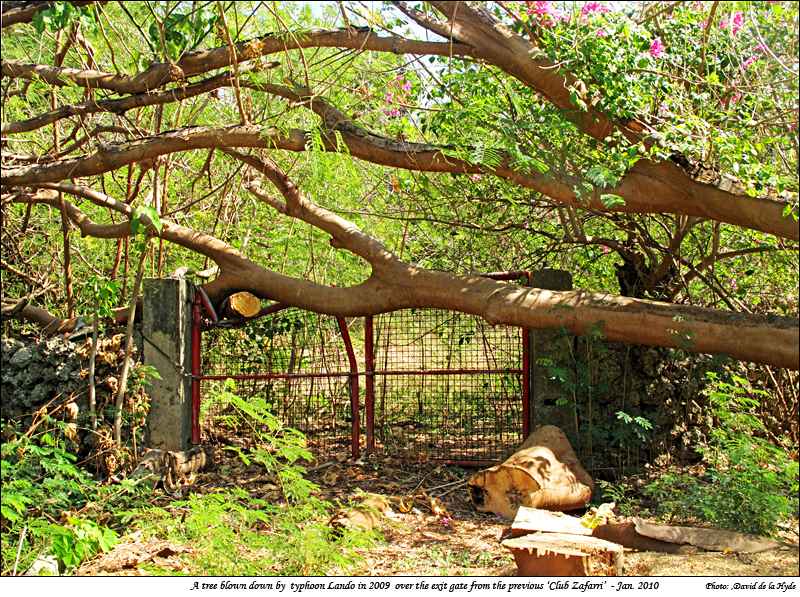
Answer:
[1, 421, 145, 575]
[2, 380, 379, 575]
[596, 372, 799, 537]
[133, 489, 377, 575]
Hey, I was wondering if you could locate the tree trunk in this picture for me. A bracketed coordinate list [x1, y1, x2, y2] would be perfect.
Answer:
[502, 533, 624, 576]
[468, 425, 593, 519]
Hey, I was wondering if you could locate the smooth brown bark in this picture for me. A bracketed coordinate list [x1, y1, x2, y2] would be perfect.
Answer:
[10, 177, 798, 371]
[1, 1, 105, 28]
[3, 125, 795, 240]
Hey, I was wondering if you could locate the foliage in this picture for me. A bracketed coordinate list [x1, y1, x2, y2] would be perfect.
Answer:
[31, 517, 118, 571]
[138, 382, 377, 575]
[206, 380, 317, 501]
[134, 488, 375, 576]
[0, 426, 122, 573]
[641, 372, 798, 536]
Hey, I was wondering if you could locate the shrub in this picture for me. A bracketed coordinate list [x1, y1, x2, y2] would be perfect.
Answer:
[642, 373, 798, 536]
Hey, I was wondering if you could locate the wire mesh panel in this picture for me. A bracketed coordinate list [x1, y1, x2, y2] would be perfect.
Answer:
[371, 309, 524, 464]
[199, 308, 356, 454]
[196, 296, 527, 464]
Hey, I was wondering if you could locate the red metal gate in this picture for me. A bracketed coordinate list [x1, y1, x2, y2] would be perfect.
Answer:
[191, 272, 531, 465]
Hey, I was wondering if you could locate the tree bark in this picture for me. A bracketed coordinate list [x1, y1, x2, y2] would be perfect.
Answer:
[9, 180, 799, 370]
[468, 426, 594, 518]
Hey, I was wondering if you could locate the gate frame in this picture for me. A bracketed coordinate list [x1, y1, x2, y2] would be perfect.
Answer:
[189, 271, 533, 465]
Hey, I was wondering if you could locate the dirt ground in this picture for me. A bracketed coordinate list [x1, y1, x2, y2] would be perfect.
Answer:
[79, 450, 799, 577]
[302, 454, 800, 577]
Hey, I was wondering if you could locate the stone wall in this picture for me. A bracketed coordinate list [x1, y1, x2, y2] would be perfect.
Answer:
[527, 269, 725, 477]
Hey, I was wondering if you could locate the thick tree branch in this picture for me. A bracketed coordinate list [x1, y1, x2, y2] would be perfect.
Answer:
[1, 1, 105, 28]
[8, 186, 798, 369]
[13, 185, 245, 270]
[222, 148, 401, 272]
[3, 124, 796, 240]
[1, 68, 275, 135]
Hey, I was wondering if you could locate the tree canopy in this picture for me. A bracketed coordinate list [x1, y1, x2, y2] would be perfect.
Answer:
[1, 1, 798, 369]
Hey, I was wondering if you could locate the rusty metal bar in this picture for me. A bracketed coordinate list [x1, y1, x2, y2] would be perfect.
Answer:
[372, 367, 523, 376]
[199, 367, 523, 382]
[336, 316, 360, 459]
[522, 326, 531, 439]
[480, 270, 531, 281]
[522, 270, 534, 438]
[200, 372, 352, 381]
[364, 315, 375, 453]
[190, 291, 202, 444]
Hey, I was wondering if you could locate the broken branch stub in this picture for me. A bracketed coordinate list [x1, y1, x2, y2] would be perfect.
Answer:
[221, 291, 261, 319]
[468, 425, 593, 518]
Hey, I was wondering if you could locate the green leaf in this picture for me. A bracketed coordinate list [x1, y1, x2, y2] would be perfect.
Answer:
[600, 193, 626, 208]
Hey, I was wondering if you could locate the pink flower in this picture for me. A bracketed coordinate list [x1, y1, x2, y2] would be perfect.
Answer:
[526, 1, 566, 25]
[596, 28, 608, 37]
[720, 12, 744, 35]
[470, 174, 483, 182]
[730, 92, 742, 105]
[731, 11, 744, 35]
[402, 81, 412, 92]
[527, 1, 553, 16]
[649, 37, 665, 58]
[602, 246, 611, 255]
[581, 2, 610, 17]
[384, 92, 394, 103]
[756, 42, 768, 53]
[743, 55, 759, 69]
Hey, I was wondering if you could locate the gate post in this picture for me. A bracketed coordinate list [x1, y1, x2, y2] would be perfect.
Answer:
[529, 269, 574, 435]
[364, 315, 375, 453]
[143, 277, 195, 451]
[336, 317, 360, 459]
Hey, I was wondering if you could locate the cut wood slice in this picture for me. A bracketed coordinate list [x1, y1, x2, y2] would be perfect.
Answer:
[502, 533, 624, 576]
[509, 506, 592, 538]
[468, 425, 593, 518]
[223, 291, 261, 318]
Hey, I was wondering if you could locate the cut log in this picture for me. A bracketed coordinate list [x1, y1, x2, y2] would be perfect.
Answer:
[468, 425, 593, 518]
[508, 506, 592, 538]
[502, 533, 623, 576]
[629, 518, 781, 554]
[222, 291, 261, 318]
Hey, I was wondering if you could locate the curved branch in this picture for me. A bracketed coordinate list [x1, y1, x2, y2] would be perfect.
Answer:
[3, 123, 796, 240]
[1, 28, 476, 94]
[1, 1, 105, 28]
[1, 69, 274, 135]
[222, 148, 401, 272]
[14, 185, 245, 270]
[9, 187, 798, 369]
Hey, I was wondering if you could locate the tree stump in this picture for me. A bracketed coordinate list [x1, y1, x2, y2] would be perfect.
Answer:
[502, 533, 623, 576]
[468, 425, 593, 518]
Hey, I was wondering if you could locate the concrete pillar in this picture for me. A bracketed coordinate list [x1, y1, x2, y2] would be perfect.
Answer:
[529, 269, 576, 437]
[143, 278, 194, 451]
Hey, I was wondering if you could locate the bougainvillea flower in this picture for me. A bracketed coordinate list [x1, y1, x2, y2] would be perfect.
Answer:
[649, 37, 665, 58]
[731, 11, 744, 35]
[581, 2, 610, 17]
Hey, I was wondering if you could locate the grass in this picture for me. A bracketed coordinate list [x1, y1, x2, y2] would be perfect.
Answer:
[128, 488, 380, 576]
